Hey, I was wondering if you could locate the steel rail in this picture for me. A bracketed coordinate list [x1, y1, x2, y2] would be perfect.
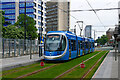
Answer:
[54, 51, 103, 80]
[2, 64, 40, 76]
[15, 64, 58, 79]
[6, 51, 101, 79]
[80, 51, 108, 80]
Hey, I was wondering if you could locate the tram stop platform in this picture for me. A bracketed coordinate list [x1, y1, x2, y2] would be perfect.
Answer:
[92, 50, 119, 79]
[0, 54, 43, 71]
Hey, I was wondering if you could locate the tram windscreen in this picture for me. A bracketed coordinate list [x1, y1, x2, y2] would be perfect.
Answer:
[45, 34, 61, 51]
[45, 34, 66, 51]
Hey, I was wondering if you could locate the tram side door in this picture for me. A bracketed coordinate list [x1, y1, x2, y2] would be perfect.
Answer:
[83, 41, 85, 55]
[88, 42, 90, 53]
[69, 39, 71, 59]
[78, 41, 80, 56]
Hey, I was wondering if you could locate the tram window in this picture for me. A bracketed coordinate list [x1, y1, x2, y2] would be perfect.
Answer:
[71, 40, 76, 51]
[91, 42, 93, 48]
[89, 42, 91, 48]
[85, 42, 87, 48]
[61, 36, 66, 50]
[88, 42, 89, 48]
[85, 42, 88, 49]
[92, 42, 93, 48]
[87, 42, 89, 48]
[93, 42, 95, 47]
[80, 41, 82, 49]
[78, 41, 80, 49]
[82, 42, 84, 49]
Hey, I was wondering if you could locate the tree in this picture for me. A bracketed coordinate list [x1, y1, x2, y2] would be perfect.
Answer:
[2, 25, 24, 39]
[1, 11, 11, 26]
[15, 14, 38, 40]
[96, 35, 108, 45]
[1, 10, 24, 39]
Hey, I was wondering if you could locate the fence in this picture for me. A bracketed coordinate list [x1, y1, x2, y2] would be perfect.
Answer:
[2, 38, 43, 58]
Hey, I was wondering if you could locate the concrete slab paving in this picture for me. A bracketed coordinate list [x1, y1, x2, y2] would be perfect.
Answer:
[92, 50, 118, 79]
[0, 54, 43, 71]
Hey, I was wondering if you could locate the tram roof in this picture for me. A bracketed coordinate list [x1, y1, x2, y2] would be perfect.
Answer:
[47, 31, 84, 40]
[47, 31, 76, 36]
[48, 31, 74, 34]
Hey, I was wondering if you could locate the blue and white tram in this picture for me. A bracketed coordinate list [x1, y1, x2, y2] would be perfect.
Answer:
[91, 39, 95, 52]
[83, 38, 89, 55]
[44, 31, 94, 61]
[89, 38, 92, 53]
[77, 36, 83, 56]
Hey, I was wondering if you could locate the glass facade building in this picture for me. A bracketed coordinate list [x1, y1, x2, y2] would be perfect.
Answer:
[1, 0, 46, 34]
[1, 1, 16, 24]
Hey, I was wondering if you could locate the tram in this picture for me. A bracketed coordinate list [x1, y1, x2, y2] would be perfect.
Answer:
[44, 31, 95, 61]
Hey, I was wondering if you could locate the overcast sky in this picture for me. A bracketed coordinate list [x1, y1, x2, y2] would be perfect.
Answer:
[70, 0, 119, 39]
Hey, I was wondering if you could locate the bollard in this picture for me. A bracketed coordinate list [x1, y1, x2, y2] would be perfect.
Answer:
[80, 61, 85, 68]
[40, 59, 45, 67]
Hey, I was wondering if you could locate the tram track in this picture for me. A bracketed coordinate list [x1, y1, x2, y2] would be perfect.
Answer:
[2, 61, 61, 77]
[14, 51, 101, 79]
[54, 51, 104, 79]
[2, 51, 102, 79]
[2, 63, 62, 79]
[80, 51, 108, 80]
[2, 63, 40, 76]
[15, 64, 58, 79]
[2, 58, 64, 77]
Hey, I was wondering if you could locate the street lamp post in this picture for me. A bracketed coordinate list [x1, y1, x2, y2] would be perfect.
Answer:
[39, 1, 43, 57]
[113, 26, 119, 61]
[24, 0, 26, 51]
[38, 27, 40, 57]
[76, 21, 83, 36]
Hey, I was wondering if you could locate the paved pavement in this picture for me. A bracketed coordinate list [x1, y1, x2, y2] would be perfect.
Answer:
[95, 46, 113, 51]
[92, 50, 119, 79]
[0, 54, 43, 71]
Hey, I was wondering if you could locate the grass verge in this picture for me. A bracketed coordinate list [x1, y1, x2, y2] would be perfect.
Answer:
[58, 51, 108, 80]
[1, 51, 102, 80]
[25, 51, 101, 79]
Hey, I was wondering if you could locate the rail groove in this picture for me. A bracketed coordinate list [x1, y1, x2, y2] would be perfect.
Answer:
[15, 64, 58, 79]
[54, 51, 103, 80]
[2, 64, 40, 76]
[80, 51, 108, 80]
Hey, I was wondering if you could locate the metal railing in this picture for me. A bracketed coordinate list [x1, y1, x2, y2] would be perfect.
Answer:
[2, 38, 41, 58]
